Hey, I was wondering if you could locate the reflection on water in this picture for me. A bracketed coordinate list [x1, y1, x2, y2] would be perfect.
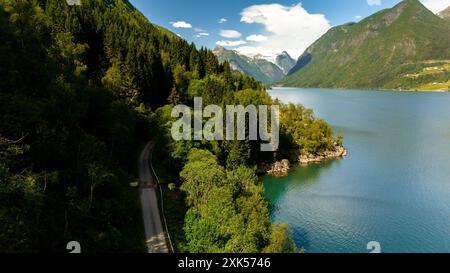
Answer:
[265, 160, 337, 207]
[264, 87, 450, 253]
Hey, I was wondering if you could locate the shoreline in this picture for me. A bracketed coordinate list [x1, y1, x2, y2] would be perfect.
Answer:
[259, 146, 348, 177]
[298, 146, 347, 165]
[268, 86, 450, 93]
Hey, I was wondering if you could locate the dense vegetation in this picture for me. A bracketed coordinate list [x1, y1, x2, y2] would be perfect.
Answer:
[280, 0, 450, 91]
[179, 149, 295, 253]
[0, 0, 340, 253]
[152, 87, 340, 252]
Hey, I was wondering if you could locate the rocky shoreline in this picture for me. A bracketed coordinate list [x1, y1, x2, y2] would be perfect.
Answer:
[259, 146, 347, 177]
[298, 146, 347, 165]
[259, 159, 291, 177]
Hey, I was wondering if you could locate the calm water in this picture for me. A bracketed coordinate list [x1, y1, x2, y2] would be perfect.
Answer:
[264, 87, 450, 253]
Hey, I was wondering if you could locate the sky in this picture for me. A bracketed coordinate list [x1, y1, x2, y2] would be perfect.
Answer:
[129, 0, 450, 61]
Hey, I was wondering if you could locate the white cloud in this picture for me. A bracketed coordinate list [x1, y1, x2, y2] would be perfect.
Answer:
[355, 15, 363, 19]
[216, 40, 247, 47]
[367, 0, 381, 6]
[239, 3, 331, 60]
[234, 45, 276, 60]
[171, 21, 192, 28]
[219, 29, 242, 38]
[218, 18, 227, 24]
[196, 32, 210, 38]
[246, 34, 268, 42]
[421, 0, 450, 13]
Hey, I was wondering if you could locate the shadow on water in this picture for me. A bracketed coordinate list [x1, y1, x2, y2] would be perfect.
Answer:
[293, 227, 312, 252]
[332, 125, 373, 138]
[263, 160, 340, 252]
[264, 159, 339, 212]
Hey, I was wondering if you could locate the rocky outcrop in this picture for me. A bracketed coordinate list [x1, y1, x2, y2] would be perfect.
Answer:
[259, 159, 290, 177]
[297, 146, 347, 165]
[258, 146, 347, 177]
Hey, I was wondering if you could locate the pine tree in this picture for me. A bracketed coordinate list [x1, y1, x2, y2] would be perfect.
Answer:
[168, 85, 182, 105]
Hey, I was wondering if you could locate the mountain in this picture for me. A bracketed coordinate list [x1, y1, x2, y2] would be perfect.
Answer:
[438, 6, 450, 20]
[280, 0, 450, 91]
[214, 46, 285, 85]
[275, 51, 296, 74]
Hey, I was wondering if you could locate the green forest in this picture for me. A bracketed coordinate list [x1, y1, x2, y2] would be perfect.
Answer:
[0, 0, 341, 253]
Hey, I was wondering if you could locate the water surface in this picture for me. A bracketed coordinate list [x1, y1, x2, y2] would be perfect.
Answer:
[264, 87, 450, 253]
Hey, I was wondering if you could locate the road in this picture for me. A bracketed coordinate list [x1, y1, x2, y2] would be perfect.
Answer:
[138, 141, 169, 253]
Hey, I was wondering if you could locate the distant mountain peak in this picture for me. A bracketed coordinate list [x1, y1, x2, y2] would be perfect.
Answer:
[438, 6, 450, 19]
[398, 0, 425, 8]
[280, 0, 450, 91]
[213, 47, 285, 85]
[213, 45, 226, 53]
[253, 54, 264, 60]
[275, 52, 296, 75]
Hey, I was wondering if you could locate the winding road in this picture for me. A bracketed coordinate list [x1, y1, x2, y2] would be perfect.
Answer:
[138, 141, 168, 253]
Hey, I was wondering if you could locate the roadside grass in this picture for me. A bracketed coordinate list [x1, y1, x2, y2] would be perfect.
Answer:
[157, 184, 188, 253]
[123, 180, 147, 252]
[152, 161, 188, 253]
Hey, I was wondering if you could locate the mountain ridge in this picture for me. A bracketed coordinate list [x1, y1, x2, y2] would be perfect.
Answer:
[280, 0, 450, 91]
[214, 45, 287, 85]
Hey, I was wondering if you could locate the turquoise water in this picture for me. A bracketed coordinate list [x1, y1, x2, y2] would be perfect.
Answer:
[264, 87, 450, 253]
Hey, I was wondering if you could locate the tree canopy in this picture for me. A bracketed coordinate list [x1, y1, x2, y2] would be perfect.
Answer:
[0, 0, 341, 253]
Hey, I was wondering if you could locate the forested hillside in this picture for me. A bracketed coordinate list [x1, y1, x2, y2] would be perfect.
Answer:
[0, 0, 341, 253]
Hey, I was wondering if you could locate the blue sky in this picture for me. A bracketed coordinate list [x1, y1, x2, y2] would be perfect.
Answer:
[129, 0, 450, 60]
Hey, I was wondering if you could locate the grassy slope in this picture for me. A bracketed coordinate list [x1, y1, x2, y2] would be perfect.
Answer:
[281, 0, 450, 91]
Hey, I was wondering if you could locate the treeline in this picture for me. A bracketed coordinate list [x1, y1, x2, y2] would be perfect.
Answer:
[43, 0, 265, 107]
[0, 0, 340, 253]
